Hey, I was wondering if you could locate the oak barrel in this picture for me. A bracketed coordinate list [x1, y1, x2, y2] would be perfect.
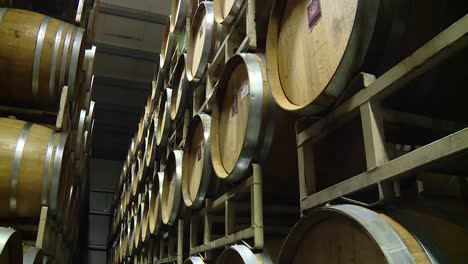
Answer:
[161, 150, 184, 226]
[278, 202, 468, 264]
[170, 53, 190, 122]
[132, 200, 141, 254]
[136, 195, 145, 250]
[145, 114, 158, 168]
[149, 171, 163, 236]
[136, 112, 149, 151]
[0, 227, 21, 264]
[131, 157, 139, 199]
[156, 88, 173, 147]
[0, 8, 85, 108]
[136, 149, 148, 194]
[120, 222, 129, 261]
[216, 244, 273, 264]
[266, 0, 468, 114]
[182, 113, 216, 208]
[140, 184, 151, 244]
[0, 118, 70, 218]
[210, 53, 298, 200]
[170, 0, 193, 33]
[213, 0, 243, 24]
[61, 162, 77, 236]
[22, 246, 43, 264]
[74, 109, 87, 161]
[185, 256, 206, 264]
[160, 20, 176, 70]
[186, 1, 223, 81]
[83, 46, 96, 94]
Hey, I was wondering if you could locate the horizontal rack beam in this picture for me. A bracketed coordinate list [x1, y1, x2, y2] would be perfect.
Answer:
[301, 127, 468, 211]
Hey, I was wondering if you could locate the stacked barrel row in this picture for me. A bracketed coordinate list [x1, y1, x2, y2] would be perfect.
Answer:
[107, 0, 296, 263]
[109, 0, 468, 264]
[0, 4, 97, 263]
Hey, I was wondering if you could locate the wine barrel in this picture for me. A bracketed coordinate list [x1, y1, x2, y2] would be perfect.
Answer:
[156, 88, 173, 147]
[130, 152, 141, 198]
[170, 0, 193, 33]
[213, 0, 243, 24]
[74, 109, 87, 161]
[125, 212, 133, 258]
[266, 0, 468, 114]
[136, 198, 144, 251]
[186, 1, 223, 81]
[137, 149, 148, 190]
[278, 202, 468, 264]
[185, 256, 206, 264]
[210, 54, 298, 197]
[61, 162, 77, 236]
[153, 66, 166, 106]
[140, 184, 151, 244]
[161, 150, 184, 226]
[120, 222, 129, 262]
[83, 46, 96, 93]
[171, 54, 191, 122]
[182, 113, 216, 208]
[0, 8, 85, 108]
[84, 117, 95, 156]
[216, 245, 273, 264]
[160, 20, 176, 70]
[66, 182, 82, 243]
[85, 101, 95, 137]
[118, 161, 128, 197]
[0, 227, 22, 264]
[136, 113, 149, 151]
[83, 74, 94, 113]
[22, 246, 43, 264]
[124, 179, 131, 212]
[145, 115, 158, 168]
[149, 171, 163, 235]
[132, 200, 140, 254]
[0, 118, 71, 218]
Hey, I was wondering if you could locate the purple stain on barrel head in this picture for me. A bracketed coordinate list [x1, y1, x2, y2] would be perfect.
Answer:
[307, 0, 322, 30]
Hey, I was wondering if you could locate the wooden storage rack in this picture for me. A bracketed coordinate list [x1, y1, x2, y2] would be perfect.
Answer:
[168, 108, 192, 150]
[0, 86, 71, 132]
[192, 0, 257, 116]
[158, 219, 185, 264]
[296, 15, 468, 214]
[189, 164, 264, 259]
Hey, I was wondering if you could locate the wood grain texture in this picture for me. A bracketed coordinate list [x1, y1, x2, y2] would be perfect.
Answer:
[267, 0, 467, 113]
[0, 118, 70, 218]
[0, 9, 84, 109]
[218, 63, 249, 173]
[183, 116, 207, 207]
[211, 54, 298, 201]
[187, 2, 223, 81]
[292, 216, 386, 263]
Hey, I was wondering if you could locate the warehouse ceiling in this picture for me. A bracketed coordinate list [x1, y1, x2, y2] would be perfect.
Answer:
[91, 0, 170, 160]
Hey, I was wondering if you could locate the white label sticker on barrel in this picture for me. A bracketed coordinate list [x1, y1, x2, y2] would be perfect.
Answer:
[230, 94, 239, 119]
[307, 0, 321, 31]
[197, 143, 204, 161]
[240, 81, 249, 100]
